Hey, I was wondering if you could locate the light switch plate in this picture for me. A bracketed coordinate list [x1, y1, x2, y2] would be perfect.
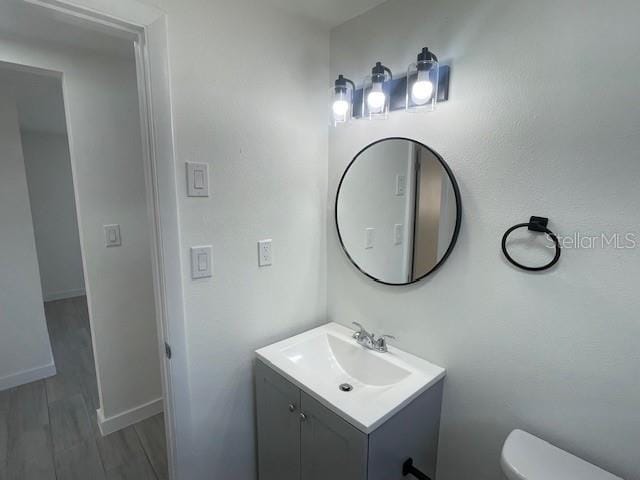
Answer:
[258, 239, 273, 267]
[190, 246, 212, 279]
[394, 224, 404, 245]
[104, 224, 121, 247]
[365, 228, 375, 249]
[395, 174, 407, 196]
[186, 162, 209, 197]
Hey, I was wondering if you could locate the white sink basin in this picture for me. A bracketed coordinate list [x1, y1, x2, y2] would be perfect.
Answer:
[256, 322, 446, 433]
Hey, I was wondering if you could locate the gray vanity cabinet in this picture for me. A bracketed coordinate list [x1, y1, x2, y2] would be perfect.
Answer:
[256, 360, 366, 480]
[255, 360, 301, 480]
[300, 391, 367, 480]
[256, 359, 443, 480]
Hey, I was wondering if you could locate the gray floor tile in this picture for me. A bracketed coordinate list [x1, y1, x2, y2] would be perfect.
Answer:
[6, 457, 56, 480]
[97, 426, 145, 471]
[0, 391, 6, 479]
[6, 381, 55, 478]
[135, 415, 168, 480]
[49, 394, 92, 453]
[0, 389, 9, 413]
[68, 326, 94, 355]
[0, 411, 7, 465]
[5, 297, 169, 479]
[48, 345, 76, 380]
[78, 348, 100, 407]
[45, 366, 84, 405]
[6, 428, 55, 480]
[44, 302, 74, 344]
[44, 307, 68, 339]
[7, 426, 51, 459]
[105, 455, 157, 480]
[9, 381, 48, 430]
[54, 440, 105, 480]
[85, 403, 101, 439]
[65, 301, 89, 333]
[71, 296, 89, 321]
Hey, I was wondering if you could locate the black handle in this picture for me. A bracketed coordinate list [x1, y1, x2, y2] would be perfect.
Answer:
[402, 458, 431, 480]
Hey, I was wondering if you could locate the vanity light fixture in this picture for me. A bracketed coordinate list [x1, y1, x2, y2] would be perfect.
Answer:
[363, 62, 392, 119]
[327, 47, 449, 125]
[406, 47, 439, 112]
[329, 74, 355, 126]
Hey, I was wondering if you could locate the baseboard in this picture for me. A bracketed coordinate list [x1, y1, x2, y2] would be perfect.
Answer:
[44, 288, 86, 302]
[0, 362, 57, 392]
[97, 397, 164, 436]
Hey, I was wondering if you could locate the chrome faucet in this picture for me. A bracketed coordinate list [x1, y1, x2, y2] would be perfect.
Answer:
[351, 322, 395, 353]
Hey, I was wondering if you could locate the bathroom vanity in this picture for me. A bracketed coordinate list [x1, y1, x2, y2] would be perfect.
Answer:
[255, 323, 445, 480]
[255, 137, 456, 479]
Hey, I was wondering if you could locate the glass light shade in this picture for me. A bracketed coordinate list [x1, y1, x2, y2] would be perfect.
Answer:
[329, 84, 353, 126]
[362, 71, 391, 120]
[406, 59, 439, 112]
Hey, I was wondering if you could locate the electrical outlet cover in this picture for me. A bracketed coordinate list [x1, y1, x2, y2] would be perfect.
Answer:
[258, 239, 273, 267]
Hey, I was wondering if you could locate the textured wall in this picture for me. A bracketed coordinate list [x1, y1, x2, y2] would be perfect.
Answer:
[329, 0, 640, 478]
[0, 93, 54, 389]
[140, 0, 330, 477]
[22, 131, 85, 301]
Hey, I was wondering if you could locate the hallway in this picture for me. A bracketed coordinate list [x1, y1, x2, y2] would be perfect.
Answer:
[0, 297, 168, 479]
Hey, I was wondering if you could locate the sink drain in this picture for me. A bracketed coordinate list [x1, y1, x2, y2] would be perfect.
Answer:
[339, 383, 353, 392]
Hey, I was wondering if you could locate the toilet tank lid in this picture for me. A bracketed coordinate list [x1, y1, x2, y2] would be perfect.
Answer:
[500, 430, 621, 480]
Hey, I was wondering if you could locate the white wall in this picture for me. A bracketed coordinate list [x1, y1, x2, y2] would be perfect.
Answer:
[0, 38, 162, 422]
[21, 131, 85, 301]
[0, 93, 55, 390]
[125, 0, 330, 477]
[329, 0, 640, 479]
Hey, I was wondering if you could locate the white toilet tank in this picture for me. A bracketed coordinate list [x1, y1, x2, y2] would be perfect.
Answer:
[500, 429, 622, 480]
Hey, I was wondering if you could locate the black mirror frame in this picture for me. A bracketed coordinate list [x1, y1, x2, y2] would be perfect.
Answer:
[335, 137, 462, 286]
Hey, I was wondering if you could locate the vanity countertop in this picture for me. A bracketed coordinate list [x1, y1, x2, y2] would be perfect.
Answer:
[255, 322, 446, 434]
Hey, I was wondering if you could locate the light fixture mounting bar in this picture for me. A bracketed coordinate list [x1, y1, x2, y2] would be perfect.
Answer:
[352, 64, 450, 118]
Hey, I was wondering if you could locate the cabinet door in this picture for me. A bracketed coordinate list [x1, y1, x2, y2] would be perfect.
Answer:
[255, 361, 301, 480]
[300, 392, 368, 480]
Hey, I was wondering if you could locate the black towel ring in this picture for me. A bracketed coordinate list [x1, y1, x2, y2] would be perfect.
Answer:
[501, 216, 561, 272]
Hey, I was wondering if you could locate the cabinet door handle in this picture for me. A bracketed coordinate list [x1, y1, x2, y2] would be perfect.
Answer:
[299, 412, 307, 422]
[288, 403, 296, 413]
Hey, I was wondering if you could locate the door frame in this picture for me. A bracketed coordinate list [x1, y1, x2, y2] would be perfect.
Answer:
[21, 1, 188, 478]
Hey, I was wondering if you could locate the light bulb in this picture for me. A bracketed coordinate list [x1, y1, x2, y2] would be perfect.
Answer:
[367, 82, 386, 112]
[332, 99, 349, 117]
[411, 70, 434, 105]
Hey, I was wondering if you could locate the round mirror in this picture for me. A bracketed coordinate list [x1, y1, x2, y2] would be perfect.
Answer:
[336, 138, 461, 285]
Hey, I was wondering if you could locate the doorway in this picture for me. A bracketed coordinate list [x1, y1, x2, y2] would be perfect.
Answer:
[0, 2, 172, 476]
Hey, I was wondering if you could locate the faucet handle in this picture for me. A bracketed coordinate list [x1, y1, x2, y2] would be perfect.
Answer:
[374, 334, 395, 352]
[352, 322, 365, 339]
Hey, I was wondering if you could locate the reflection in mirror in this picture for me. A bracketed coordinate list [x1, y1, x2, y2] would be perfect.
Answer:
[336, 138, 460, 285]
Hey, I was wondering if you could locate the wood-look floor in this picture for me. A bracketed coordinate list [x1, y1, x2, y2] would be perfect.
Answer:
[0, 296, 168, 480]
